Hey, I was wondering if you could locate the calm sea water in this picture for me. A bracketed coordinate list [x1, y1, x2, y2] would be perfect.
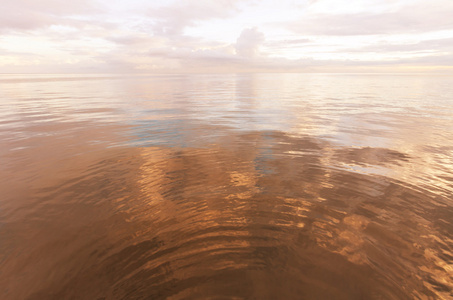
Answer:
[0, 73, 452, 299]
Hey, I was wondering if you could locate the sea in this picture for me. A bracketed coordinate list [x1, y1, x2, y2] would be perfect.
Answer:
[0, 73, 452, 299]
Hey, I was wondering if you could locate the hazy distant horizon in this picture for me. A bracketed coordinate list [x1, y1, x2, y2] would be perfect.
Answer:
[2, 70, 453, 76]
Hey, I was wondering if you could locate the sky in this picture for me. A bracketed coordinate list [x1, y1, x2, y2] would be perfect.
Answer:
[1, 0, 453, 73]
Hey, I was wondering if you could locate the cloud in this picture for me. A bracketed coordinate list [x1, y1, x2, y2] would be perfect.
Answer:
[345, 37, 453, 53]
[126, 27, 268, 71]
[147, 0, 241, 36]
[287, 1, 453, 36]
[106, 27, 268, 72]
[1, 0, 452, 73]
[0, 47, 43, 57]
[235, 27, 265, 58]
[0, 0, 99, 31]
[265, 38, 311, 50]
[401, 53, 453, 66]
[105, 34, 163, 46]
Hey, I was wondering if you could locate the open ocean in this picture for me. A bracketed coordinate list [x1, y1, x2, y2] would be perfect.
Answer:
[1, 73, 452, 299]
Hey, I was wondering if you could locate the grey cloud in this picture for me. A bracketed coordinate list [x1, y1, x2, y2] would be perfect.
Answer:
[288, 2, 453, 36]
[280, 38, 311, 45]
[140, 27, 266, 69]
[401, 53, 453, 66]
[235, 27, 265, 57]
[135, 27, 358, 72]
[90, 56, 140, 72]
[346, 37, 453, 53]
[4, 0, 98, 15]
[148, 0, 241, 36]
[146, 45, 237, 61]
[144, 44, 313, 72]
[234, 52, 453, 71]
[265, 38, 311, 49]
[309, 53, 453, 67]
[0, 0, 100, 31]
[106, 35, 154, 46]
[0, 12, 56, 31]
[0, 47, 43, 57]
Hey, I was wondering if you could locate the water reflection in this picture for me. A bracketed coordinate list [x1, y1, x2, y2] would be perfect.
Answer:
[0, 130, 451, 299]
[0, 74, 452, 299]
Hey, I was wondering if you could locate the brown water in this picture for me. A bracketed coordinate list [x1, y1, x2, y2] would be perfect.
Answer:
[0, 73, 452, 299]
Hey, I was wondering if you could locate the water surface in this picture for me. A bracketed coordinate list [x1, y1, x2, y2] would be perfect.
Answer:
[0, 73, 452, 299]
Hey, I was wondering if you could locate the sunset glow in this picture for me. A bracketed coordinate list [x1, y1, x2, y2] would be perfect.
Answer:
[1, 0, 453, 73]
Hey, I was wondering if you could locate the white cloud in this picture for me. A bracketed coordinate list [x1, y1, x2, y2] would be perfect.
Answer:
[288, 0, 453, 36]
[0, 0, 452, 73]
[235, 27, 265, 58]
[0, 0, 100, 31]
[147, 0, 242, 36]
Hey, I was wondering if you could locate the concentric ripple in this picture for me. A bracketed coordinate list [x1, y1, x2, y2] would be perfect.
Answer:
[0, 74, 452, 299]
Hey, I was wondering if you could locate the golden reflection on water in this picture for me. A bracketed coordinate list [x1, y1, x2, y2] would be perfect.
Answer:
[6, 131, 450, 299]
[0, 74, 452, 299]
